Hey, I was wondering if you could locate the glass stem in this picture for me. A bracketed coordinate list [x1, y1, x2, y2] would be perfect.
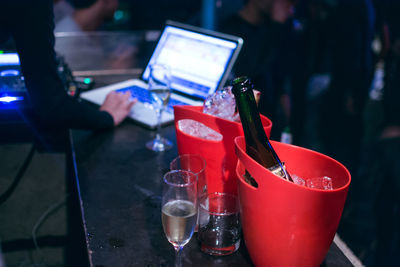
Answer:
[155, 108, 163, 141]
[175, 246, 183, 267]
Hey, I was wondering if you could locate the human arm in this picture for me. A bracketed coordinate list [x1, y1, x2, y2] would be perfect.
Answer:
[2, 1, 118, 130]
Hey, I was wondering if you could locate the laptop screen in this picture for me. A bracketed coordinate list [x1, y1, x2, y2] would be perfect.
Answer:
[142, 21, 242, 100]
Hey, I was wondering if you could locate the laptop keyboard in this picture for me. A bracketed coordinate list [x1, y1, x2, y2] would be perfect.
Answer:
[116, 85, 190, 113]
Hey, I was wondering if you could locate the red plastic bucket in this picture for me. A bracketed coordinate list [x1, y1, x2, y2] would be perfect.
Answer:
[174, 105, 272, 195]
[234, 136, 351, 267]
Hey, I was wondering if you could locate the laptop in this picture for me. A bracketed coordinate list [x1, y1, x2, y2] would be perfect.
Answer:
[80, 20, 243, 129]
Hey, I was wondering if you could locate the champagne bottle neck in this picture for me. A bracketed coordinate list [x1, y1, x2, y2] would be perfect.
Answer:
[232, 76, 292, 182]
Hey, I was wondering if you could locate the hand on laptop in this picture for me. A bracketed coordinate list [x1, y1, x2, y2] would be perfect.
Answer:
[100, 91, 137, 126]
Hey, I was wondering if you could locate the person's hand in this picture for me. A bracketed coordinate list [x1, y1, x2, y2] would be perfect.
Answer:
[100, 90, 137, 126]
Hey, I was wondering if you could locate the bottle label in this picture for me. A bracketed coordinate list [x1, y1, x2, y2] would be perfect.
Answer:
[269, 164, 287, 178]
[244, 163, 289, 187]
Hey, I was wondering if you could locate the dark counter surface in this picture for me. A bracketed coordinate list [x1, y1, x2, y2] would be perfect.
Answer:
[70, 121, 357, 267]
[63, 31, 360, 267]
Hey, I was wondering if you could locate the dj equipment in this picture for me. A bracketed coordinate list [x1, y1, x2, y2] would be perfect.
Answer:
[0, 51, 92, 147]
[0, 52, 30, 111]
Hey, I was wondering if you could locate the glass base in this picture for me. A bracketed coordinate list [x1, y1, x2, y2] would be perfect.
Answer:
[146, 137, 173, 152]
[200, 239, 240, 256]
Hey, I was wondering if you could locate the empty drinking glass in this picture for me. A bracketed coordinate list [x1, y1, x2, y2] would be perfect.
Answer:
[146, 63, 173, 152]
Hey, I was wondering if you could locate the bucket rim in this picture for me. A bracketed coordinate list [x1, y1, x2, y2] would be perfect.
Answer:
[234, 136, 351, 192]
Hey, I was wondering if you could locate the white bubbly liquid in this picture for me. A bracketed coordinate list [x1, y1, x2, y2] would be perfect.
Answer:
[150, 87, 171, 107]
[162, 199, 197, 247]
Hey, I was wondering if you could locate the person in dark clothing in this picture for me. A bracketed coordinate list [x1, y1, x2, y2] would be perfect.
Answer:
[371, 4, 400, 264]
[54, 0, 119, 32]
[317, 0, 375, 174]
[286, 0, 335, 146]
[0, 1, 135, 131]
[335, 1, 400, 265]
[218, 0, 295, 139]
[351, 36, 400, 266]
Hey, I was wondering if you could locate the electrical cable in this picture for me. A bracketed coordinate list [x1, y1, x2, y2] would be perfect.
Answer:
[0, 144, 35, 205]
[31, 197, 67, 266]
[32, 197, 67, 253]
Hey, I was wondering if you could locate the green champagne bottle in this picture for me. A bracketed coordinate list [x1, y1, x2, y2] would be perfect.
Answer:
[231, 76, 293, 186]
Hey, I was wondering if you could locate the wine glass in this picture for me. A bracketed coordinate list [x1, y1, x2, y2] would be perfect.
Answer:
[146, 63, 173, 152]
[161, 170, 197, 267]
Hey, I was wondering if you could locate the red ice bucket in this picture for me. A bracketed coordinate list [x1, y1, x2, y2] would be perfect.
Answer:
[234, 136, 351, 267]
[174, 105, 272, 195]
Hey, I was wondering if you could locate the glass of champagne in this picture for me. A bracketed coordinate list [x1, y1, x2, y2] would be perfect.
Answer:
[146, 63, 173, 152]
[161, 170, 197, 267]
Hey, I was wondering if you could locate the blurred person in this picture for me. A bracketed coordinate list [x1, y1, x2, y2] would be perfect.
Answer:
[54, 0, 138, 71]
[218, 0, 296, 139]
[311, 2, 375, 258]
[367, 57, 400, 267]
[307, 0, 376, 261]
[367, 1, 400, 264]
[350, 21, 400, 265]
[316, 0, 375, 174]
[54, 0, 119, 32]
[0, 1, 136, 132]
[373, 43, 400, 267]
[334, 1, 400, 265]
[53, 0, 74, 25]
[286, 0, 335, 146]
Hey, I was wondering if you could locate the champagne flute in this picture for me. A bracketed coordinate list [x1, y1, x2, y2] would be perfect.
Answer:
[161, 170, 197, 267]
[146, 63, 173, 152]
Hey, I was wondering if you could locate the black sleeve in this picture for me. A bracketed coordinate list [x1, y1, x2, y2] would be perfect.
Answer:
[1, 1, 114, 130]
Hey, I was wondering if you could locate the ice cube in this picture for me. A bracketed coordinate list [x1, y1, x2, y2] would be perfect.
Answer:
[306, 176, 333, 190]
[178, 119, 223, 141]
[203, 86, 240, 122]
[291, 174, 306, 186]
[199, 198, 210, 226]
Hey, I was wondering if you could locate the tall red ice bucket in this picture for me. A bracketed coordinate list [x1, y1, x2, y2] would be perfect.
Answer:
[174, 105, 272, 195]
[234, 136, 351, 267]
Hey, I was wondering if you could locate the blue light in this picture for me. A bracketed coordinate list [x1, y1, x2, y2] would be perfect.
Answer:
[0, 53, 20, 66]
[0, 96, 24, 103]
[114, 10, 124, 21]
[0, 69, 20, 77]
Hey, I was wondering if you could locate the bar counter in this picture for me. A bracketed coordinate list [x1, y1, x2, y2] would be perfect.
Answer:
[68, 120, 358, 267]
[58, 31, 361, 267]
